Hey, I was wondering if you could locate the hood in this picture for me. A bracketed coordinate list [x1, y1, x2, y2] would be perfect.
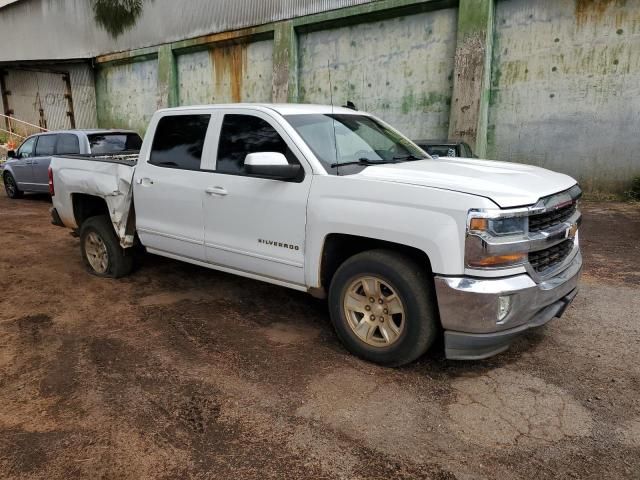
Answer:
[356, 157, 577, 208]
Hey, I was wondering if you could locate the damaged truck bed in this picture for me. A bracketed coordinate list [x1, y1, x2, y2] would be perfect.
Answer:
[51, 153, 139, 248]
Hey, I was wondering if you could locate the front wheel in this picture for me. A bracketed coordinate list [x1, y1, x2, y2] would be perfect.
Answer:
[328, 249, 438, 367]
[80, 215, 133, 278]
[3, 172, 23, 199]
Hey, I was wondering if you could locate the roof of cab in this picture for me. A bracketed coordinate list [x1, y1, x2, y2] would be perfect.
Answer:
[156, 103, 364, 116]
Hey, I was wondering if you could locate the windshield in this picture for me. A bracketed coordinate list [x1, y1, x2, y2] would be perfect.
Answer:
[88, 133, 143, 154]
[285, 114, 428, 174]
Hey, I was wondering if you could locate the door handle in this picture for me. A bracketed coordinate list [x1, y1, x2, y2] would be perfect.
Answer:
[137, 177, 154, 186]
[205, 186, 228, 196]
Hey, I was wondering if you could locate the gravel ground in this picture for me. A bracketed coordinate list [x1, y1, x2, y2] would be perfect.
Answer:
[0, 192, 638, 479]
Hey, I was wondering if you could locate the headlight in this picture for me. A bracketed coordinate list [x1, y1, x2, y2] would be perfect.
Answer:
[469, 216, 527, 236]
[466, 211, 529, 269]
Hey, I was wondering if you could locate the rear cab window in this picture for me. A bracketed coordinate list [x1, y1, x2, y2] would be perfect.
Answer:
[149, 115, 211, 170]
[88, 133, 143, 154]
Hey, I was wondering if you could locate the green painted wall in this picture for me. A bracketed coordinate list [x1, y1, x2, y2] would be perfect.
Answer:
[96, 59, 159, 135]
[488, 0, 640, 194]
[298, 9, 458, 140]
[176, 40, 274, 106]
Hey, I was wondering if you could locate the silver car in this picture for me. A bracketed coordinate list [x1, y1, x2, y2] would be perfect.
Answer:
[2, 129, 142, 198]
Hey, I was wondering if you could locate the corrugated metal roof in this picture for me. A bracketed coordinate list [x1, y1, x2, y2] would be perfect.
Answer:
[0, 0, 378, 62]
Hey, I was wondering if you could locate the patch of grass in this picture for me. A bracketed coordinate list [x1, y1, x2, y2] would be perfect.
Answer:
[624, 177, 640, 202]
[582, 191, 625, 202]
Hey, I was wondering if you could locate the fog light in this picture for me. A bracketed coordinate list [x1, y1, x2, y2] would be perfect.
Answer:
[497, 295, 512, 323]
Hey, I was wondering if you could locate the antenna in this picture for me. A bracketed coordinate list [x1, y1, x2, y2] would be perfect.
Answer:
[328, 59, 339, 175]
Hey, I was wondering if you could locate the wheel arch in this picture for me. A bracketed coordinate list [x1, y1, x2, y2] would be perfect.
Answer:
[72, 193, 110, 229]
[313, 233, 433, 298]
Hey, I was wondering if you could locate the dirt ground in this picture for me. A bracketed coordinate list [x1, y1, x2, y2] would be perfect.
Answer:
[0, 191, 638, 480]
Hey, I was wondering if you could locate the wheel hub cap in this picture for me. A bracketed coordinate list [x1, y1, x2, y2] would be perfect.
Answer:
[343, 276, 405, 347]
[85, 232, 109, 274]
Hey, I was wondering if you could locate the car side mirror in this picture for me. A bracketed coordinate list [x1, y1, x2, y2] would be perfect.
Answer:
[244, 152, 301, 180]
[7, 150, 16, 159]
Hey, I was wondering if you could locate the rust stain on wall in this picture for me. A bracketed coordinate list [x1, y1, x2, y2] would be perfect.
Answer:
[210, 43, 248, 103]
[575, 0, 626, 26]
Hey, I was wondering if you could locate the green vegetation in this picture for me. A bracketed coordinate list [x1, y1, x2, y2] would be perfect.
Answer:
[625, 177, 640, 202]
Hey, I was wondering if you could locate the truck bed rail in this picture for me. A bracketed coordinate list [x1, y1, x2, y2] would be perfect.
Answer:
[56, 151, 139, 166]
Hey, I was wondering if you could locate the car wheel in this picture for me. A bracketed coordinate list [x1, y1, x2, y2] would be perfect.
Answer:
[328, 249, 438, 367]
[3, 172, 23, 199]
[80, 215, 133, 278]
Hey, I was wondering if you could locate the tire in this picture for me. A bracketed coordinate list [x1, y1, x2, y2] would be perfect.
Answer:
[3, 172, 23, 199]
[328, 249, 438, 367]
[80, 215, 133, 278]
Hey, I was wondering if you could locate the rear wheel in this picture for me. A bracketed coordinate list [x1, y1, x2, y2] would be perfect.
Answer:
[3, 172, 23, 199]
[80, 215, 133, 278]
[328, 249, 438, 367]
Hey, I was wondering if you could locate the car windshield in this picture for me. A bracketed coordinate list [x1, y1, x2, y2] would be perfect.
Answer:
[285, 114, 428, 174]
[88, 133, 143, 154]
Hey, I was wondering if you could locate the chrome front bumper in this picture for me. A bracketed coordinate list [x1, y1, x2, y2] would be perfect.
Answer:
[434, 251, 582, 360]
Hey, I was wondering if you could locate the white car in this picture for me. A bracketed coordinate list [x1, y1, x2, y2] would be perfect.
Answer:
[49, 104, 582, 366]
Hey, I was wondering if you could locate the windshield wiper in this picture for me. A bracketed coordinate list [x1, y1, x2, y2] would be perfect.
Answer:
[392, 154, 427, 162]
[330, 154, 427, 169]
[330, 158, 393, 168]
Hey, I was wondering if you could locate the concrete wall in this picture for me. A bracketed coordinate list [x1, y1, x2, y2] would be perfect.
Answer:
[298, 9, 458, 140]
[177, 40, 274, 106]
[80, 0, 638, 194]
[96, 59, 159, 135]
[488, 0, 640, 193]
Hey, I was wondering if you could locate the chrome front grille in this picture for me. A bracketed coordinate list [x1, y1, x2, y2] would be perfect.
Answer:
[529, 239, 575, 274]
[529, 203, 577, 233]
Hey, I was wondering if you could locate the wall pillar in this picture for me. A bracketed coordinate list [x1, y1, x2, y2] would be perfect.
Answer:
[272, 21, 298, 103]
[157, 45, 179, 108]
[448, 0, 495, 157]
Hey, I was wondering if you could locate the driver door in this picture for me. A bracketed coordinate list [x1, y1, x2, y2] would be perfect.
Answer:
[203, 110, 311, 286]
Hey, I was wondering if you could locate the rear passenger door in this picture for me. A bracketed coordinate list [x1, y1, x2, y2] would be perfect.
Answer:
[31, 133, 58, 192]
[134, 113, 215, 262]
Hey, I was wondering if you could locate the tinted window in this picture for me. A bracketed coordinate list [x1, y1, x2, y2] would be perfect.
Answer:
[149, 115, 210, 170]
[35, 135, 57, 156]
[88, 133, 143, 154]
[17, 136, 37, 158]
[217, 114, 296, 175]
[56, 134, 80, 155]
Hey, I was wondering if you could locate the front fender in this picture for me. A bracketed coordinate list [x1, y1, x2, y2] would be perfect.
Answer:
[305, 175, 495, 288]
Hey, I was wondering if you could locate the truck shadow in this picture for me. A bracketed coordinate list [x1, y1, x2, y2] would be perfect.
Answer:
[132, 251, 545, 380]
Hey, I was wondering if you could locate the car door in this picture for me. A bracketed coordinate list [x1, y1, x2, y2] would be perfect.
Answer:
[10, 136, 37, 187]
[203, 110, 311, 286]
[31, 133, 58, 192]
[133, 112, 216, 262]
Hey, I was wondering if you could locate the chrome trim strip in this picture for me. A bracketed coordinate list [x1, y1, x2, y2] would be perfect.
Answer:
[137, 227, 203, 246]
[204, 241, 304, 268]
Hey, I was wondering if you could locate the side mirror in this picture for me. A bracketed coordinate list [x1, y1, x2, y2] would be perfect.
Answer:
[244, 152, 301, 180]
[7, 150, 16, 159]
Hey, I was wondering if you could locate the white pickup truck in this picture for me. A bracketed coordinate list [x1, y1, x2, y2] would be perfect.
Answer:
[49, 104, 582, 366]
